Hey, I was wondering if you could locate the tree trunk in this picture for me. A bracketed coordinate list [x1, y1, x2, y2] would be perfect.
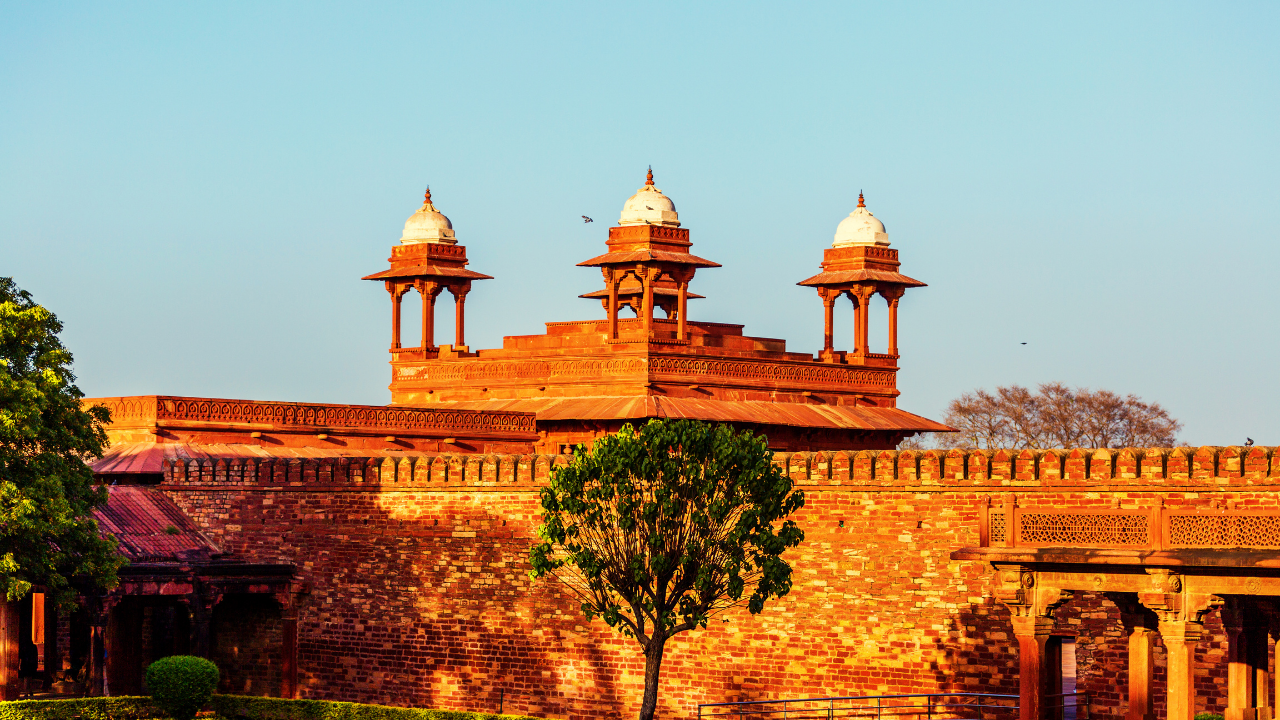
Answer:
[638, 635, 667, 720]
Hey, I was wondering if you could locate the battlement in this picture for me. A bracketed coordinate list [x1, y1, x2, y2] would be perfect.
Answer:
[155, 445, 1280, 489]
[772, 445, 1280, 485]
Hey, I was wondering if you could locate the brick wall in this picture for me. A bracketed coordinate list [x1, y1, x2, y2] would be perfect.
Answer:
[159, 446, 1280, 720]
[212, 595, 284, 695]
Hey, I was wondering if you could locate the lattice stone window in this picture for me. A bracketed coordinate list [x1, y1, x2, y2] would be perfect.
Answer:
[989, 512, 1006, 543]
[1169, 515, 1280, 548]
[1018, 513, 1150, 546]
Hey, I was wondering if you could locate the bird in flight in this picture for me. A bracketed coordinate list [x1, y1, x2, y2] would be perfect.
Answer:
[1020, 342, 1027, 345]
[1245, 437, 1255, 447]
[582, 216, 593, 223]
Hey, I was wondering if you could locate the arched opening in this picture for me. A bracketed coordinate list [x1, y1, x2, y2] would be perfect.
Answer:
[401, 286, 423, 349]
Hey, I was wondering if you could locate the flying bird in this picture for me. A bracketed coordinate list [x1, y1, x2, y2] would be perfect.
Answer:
[581, 216, 593, 223]
[1020, 342, 1027, 345]
[1245, 437, 1255, 447]
[646, 206, 654, 210]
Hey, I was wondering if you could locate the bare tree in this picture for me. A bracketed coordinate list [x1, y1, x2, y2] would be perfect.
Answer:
[900, 383, 1182, 450]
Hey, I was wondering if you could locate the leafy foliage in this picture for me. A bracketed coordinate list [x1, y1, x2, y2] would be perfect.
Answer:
[0, 697, 162, 720]
[529, 419, 804, 720]
[902, 382, 1182, 450]
[0, 277, 122, 609]
[144, 656, 219, 720]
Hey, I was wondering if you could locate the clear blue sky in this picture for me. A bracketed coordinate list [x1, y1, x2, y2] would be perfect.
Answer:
[3, 2, 1277, 446]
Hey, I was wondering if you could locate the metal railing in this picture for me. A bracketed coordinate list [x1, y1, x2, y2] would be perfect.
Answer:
[698, 692, 1090, 720]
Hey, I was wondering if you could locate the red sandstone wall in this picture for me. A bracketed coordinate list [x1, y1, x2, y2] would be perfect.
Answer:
[159, 446, 1280, 720]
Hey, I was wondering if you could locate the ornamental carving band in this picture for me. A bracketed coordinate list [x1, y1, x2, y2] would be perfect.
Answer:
[138, 397, 535, 432]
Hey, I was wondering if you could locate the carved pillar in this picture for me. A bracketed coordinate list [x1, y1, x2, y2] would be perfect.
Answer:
[848, 285, 875, 356]
[881, 286, 904, 356]
[450, 284, 470, 348]
[818, 288, 837, 357]
[995, 566, 1070, 720]
[418, 280, 441, 350]
[1161, 620, 1203, 720]
[0, 600, 17, 700]
[386, 282, 409, 350]
[1108, 593, 1159, 720]
[1224, 600, 1272, 720]
[1141, 572, 1215, 720]
[676, 271, 689, 340]
[1012, 616, 1056, 720]
[641, 267, 655, 339]
[605, 268, 620, 340]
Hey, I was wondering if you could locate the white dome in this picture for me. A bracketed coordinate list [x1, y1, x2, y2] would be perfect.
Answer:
[618, 168, 680, 227]
[400, 188, 457, 245]
[832, 192, 888, 247]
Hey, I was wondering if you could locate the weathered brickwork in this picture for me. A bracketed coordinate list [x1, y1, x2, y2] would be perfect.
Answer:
[160, 446, 1279, 720]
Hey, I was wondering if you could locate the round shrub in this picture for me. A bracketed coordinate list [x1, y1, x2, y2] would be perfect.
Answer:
[144, 655, 219, 720]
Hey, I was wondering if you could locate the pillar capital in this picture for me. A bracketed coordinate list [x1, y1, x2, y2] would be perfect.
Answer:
[993, 565, 1071, 620]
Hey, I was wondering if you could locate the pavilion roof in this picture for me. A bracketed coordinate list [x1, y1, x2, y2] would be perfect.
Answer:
[361, 264, 494, 281]
[797, 268, 926, 287]
[576, 250, 721, 268]
[411, 397, 952, 433]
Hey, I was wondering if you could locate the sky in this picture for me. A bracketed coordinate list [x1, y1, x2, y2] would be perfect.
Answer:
[2, 2, 1277, 446]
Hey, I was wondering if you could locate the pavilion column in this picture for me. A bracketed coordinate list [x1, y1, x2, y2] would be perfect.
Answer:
[1011, 616, 1055, 720]
[881, 286, 904, 356]
[419, 281, 440, 351]
[451, 285, 470, 348]
[677, 274, 689, 340]
[848, 285, 873, 356]
[820, 290, 836, 355]
[387, 282, 407, 350]
[1159, 620, 1204, 720]
[607, 270, 620, 340]
[641, 268, 654, 339]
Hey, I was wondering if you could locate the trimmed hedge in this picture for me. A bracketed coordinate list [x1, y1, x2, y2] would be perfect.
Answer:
[146, 656, 220, 720]
[0, 696, 545, 720]
[210, 696, 542, 720]
[0, 696, 162, 720]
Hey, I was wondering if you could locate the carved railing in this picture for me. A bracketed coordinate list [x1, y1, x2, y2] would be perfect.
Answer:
[980, 500, 1280, 550]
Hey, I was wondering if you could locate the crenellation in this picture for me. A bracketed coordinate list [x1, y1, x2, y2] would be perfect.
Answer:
[1218, 445, 1243, 478]
[875, 450, 896, 483]
[990, 448, 1014, 482]
[1192, 446, 1218, 479]
[1089, 448, 1114, 482]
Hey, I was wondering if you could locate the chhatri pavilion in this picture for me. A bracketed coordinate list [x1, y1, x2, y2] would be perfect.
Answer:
[364, 169, 949, 453]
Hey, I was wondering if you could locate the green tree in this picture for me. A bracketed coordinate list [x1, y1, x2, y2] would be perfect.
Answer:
[0, 277, 123, 609]
[529, 419, 805, 720]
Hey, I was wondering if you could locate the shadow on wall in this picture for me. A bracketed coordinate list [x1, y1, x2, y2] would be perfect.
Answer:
[180, 480, 629, 718]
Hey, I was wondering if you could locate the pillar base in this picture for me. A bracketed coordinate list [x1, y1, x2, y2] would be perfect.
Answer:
[1227, 709, 1273, 720]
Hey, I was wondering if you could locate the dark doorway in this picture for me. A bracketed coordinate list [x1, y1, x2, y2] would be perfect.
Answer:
[106, 598, 191, 695]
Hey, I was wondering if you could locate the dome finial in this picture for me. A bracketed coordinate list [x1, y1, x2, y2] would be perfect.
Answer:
[645, 166, 654, 186]
[424, 186, 433, 205]
[858, 190, 865, 208]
